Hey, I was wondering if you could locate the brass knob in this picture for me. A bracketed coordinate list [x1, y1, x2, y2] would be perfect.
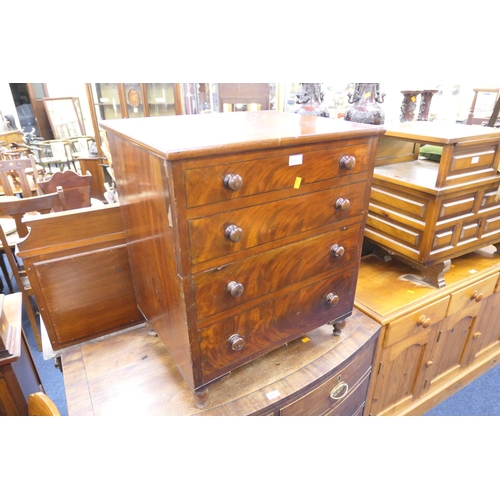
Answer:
[224, 173, 243, 191]
[426, 360, 434, 367]
[225, 224, 243, 242]
[226, 281, 244, 297]
[326, 293, 340, 306]
[339, 155, 356, 170]
[472, 291, 483, 302]
[335, 198, 351, 211]
[330, 244, 345, 258]
[228, 334, 245, 351]
[329, 381, 349, 400]
[417, 315, 432, 328]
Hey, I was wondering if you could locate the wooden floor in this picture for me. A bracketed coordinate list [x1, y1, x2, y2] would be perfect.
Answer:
[61, 307, 380, 416]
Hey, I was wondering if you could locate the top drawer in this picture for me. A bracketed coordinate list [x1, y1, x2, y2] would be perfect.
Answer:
[183, 141, 373, 208]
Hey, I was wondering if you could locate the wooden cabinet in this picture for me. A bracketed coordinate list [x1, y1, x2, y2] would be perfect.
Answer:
[366, 122, 500, 287]
[86, 83, 183, 157]
[0, 129, 23, 146]
[101, 111, 384, 407]
[356, 249, 500, 416]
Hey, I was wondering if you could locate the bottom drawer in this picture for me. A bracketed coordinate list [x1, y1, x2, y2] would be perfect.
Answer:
[279, 338, 375, 416]
[199, 267, 358, 381]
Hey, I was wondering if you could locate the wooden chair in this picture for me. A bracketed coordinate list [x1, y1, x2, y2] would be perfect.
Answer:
[28, 392, 60, 416]
[0, 189, 67, 350]
[37, 139, 75, 173]
[0, 156, 43, 197]
[467, 88, 500, 127]
[38, 170, 92, 210]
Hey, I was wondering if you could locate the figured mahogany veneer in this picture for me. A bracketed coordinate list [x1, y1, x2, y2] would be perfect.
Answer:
[101, 111, 384, 406]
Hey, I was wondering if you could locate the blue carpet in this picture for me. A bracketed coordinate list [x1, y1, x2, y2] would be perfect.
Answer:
[424, 363, 500, 416]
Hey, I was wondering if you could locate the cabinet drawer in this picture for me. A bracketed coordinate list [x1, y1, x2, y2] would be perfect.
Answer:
[383, 296, 450, 348]
[183, 141, 373, 208]
[447, 272, 499, 316]
[188, 181, 367, 264]
[199, 268, 358, 380]
[279, 339, 374, 416]
[193, 223, 361, 320]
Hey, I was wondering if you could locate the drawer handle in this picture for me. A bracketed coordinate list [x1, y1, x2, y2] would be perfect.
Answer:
[335, 198, 351, 211]
[426, 360, 434, 368]
[227, 281, 244, 298]
[339, 155, 356, 170]
[472, 291, 483, 302]
[228, 333, 245, 351]
[224, 173, 243, 191]
[417, 315, 432, 328]
[473, 331, 482, 339]
[330, 244, 345, 258]
[325, 293, 340, 306]
[329, 381, 349, 400]
[225, 224, 243, 242]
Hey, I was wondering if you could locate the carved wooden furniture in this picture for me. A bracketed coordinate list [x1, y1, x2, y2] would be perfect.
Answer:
[77, 155, 107, 201]
[0, 190, 68, 350]
[16, 205, 143, 351]
[0, 156, 42, 197]
[366, 121, 500, 287]
[0, 293, 44, 416]
[38, 170, 92, 210]
[101, 111, 384, 407]
[218, 83, 270, 112]
[61, 306, 380, 416]
[356, 248, 500, 416]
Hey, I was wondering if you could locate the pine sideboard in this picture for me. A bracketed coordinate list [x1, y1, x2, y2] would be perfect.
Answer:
[356, 247, 500, 416]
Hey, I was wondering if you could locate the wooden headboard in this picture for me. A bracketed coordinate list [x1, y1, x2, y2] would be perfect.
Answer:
[17, 204, 143, 351]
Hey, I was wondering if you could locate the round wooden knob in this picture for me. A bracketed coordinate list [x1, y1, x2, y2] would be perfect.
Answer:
[325, 293, 340, 306]
[473, 331, 482, 339]
[339, 155, 356, 170]
[472, 291, 483, 302]
[426, 360, 434, 367]
[335, 198, 351, 211]
[330, 244, 345, 258]
[224, 173, 243, 191]
[225, 224, 243, 242]
[226, 281, 244, 297]
[228, 334, 245, 351]
[417, 315, 432, 328]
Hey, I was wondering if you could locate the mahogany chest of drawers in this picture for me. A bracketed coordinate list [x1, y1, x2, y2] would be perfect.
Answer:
[101, 111, 384, 406]
[366, 122, 500, 287]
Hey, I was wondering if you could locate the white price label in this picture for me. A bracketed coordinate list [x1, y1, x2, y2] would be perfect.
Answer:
[266, 389, 281, 400]
[289, 154, 303, 166]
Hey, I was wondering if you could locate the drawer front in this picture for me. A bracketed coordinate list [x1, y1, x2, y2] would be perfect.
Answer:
[383, 296, 450, 348]
[280, 340, 374, 416]
[450, 147, 497, 174]
[194, 223, 362, 320]
[189, 181, 367, 264]
[199, 269, 357, 380]
[447, 273, 499, 317]
[184, 141, 373, 208]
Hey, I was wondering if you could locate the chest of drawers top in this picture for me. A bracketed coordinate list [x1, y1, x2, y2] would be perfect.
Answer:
[101, 110, 385, 160]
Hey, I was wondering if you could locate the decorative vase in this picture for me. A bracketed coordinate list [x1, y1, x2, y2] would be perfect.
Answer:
[294, 83, 330, 118]
[344, 83, 385, 125]
[418, 89, 438, 121]
[400, 90, 421, 122]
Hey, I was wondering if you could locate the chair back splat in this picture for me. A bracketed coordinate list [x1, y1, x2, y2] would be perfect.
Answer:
[38, 170, 91, 210]
[0, 156, 42, 197]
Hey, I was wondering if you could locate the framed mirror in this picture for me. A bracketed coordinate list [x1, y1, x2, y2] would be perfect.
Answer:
[43, 97, 86, 139]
